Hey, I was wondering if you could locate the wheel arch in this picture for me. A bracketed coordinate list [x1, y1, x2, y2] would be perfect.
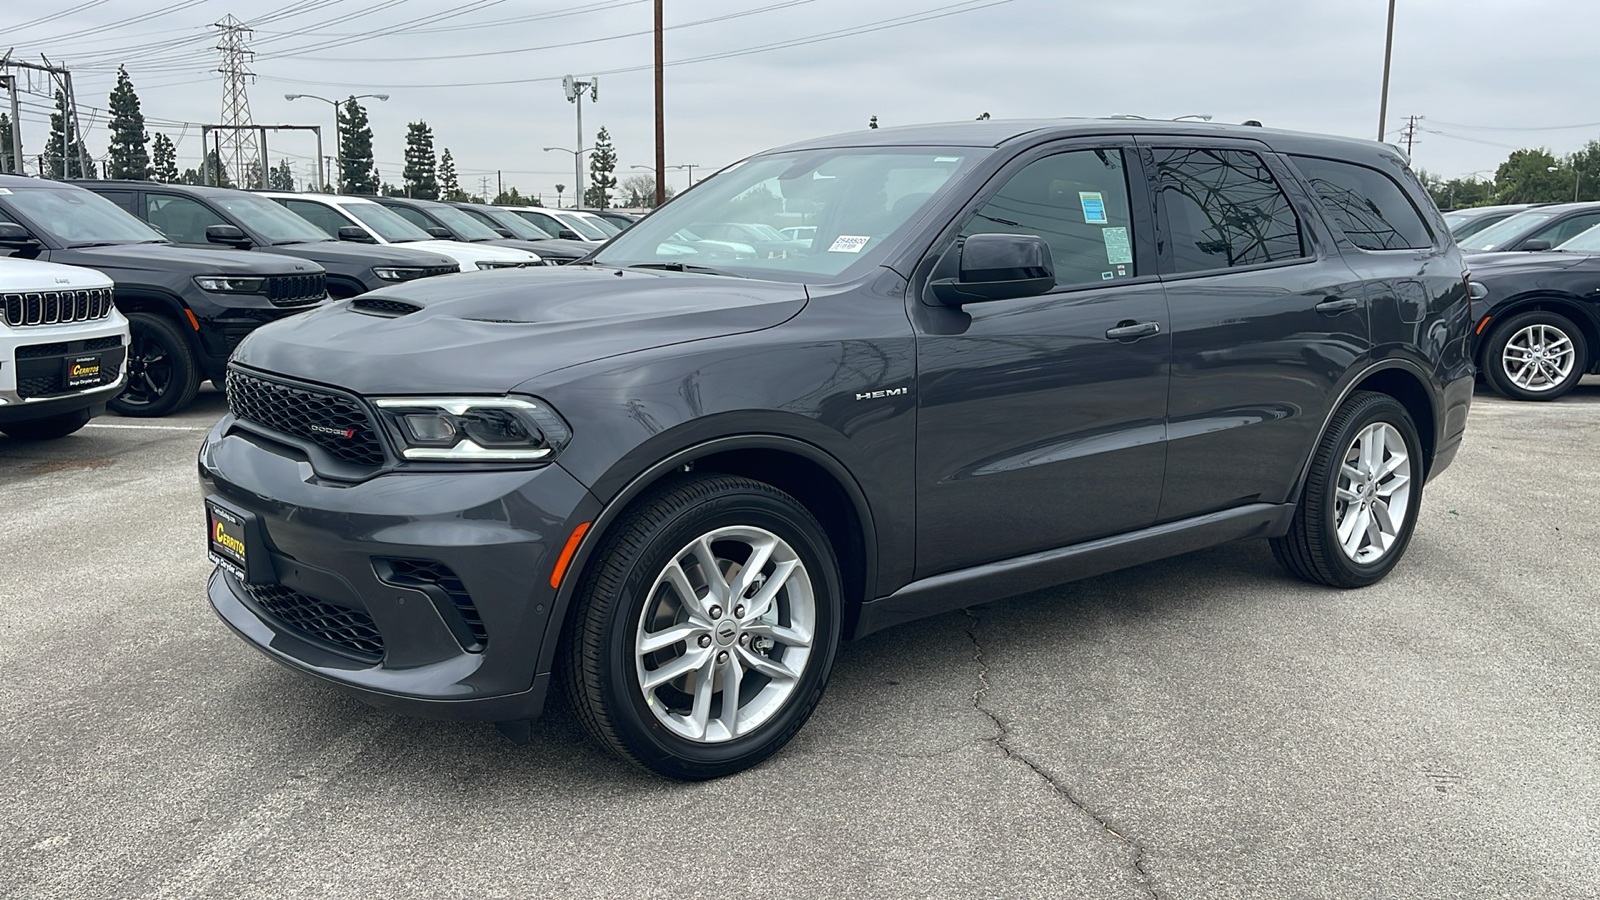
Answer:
[1475, 292, 1600, 374]
[535, 433, 880, 679]
[112, 288, 201, 350]
[1290, 360, 1437, 504]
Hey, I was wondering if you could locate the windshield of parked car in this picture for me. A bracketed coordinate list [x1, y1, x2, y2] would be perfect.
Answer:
[344, 202, 434, 242]
[214, 193, 332, 244]
[424, 204, 503, 241]
[1, 185, 165, 246]
[553, 211, 610, 241]
[1458, 210, 1555, 251]
[592, 147, 980, 281]
[1555, 223, 1600, 252]
[478, 207, 553, 240]
[574, 212, 622, 236]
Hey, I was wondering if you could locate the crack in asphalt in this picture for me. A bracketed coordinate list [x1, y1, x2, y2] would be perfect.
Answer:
[962, 608, 1160, 900]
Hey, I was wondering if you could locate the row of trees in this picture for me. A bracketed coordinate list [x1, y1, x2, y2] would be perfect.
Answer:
[0, 66, 664, 208]
[1420, 141, 1600, 210]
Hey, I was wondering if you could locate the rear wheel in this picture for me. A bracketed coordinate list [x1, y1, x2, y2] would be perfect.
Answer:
[109, 312, 200, 417]
[1272, 391, 1422, 588]
[563, 474, 842, 780]
[0, 408, 91, 440]
[1482, 310, 1588, 401]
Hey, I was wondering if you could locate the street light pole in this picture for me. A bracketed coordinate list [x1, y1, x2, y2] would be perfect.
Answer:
[1377, 0, 1397, 141]
[286, 92, 388, 192]
[546, 146, 595, 206]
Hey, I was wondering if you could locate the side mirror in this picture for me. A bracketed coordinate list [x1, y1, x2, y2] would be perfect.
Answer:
[1519, 238, 1552, 252]
[930, 233, 1056, 305]
[425, 226, 454, 240]
[337, 225, 376, 244]
[557, 229, 583, 241]
[205, 224, 251, 248]
[0, 222, 40, 247]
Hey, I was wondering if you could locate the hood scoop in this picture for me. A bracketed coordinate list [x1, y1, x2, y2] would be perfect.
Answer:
[352, 297, 423, 317]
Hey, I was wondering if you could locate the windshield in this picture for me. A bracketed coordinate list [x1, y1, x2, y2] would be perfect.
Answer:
[1459, 210, 1555, 251]
[214, 194, 330, 244]
[553, 211, 610, 241]
[1, 185, 164, 246]
[1556, 223, 1600, 252]
[425, 204, 503, 241]
[480, 207, 553, 240]
[345, 202, 433, 242]
[574, 212, 622, 236]
[593, 147, 979, 281]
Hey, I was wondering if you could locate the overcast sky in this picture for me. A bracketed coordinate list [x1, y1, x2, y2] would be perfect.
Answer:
[1, 0, 1592, 200]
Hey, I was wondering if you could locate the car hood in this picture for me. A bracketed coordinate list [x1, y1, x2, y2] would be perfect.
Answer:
[1463, 250, 1591, 274]
[231, 265, 808, 395]
[68, 243, 322, 275]
[267, 240, 457, 269]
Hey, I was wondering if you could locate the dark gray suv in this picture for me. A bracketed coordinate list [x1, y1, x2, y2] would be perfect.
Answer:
[199, 120, 1474, 779]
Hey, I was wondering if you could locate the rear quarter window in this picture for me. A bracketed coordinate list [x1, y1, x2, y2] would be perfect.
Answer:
[1291, 155, 1434, 251]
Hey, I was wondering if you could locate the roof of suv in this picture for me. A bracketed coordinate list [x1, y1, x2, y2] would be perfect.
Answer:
[72, 180, 243, 198]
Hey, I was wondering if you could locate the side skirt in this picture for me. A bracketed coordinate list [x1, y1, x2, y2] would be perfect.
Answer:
[853, 502, 1295, 638]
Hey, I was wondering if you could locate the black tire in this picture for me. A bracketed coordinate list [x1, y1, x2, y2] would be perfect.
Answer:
[1272, 391, 1424, 588]
[562, 474, 842, 780]
[0, 408, 91, 440]
[109, 312, 200, 418]
[1482, 309, 1588, 401]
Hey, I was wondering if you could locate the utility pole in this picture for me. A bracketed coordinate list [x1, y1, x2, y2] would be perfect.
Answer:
[53, 62, 92, 178]
[1402, 115, 1419, 156]
[654, 0, 666, 207]
[478, 175, 492, 203]
[0, 72, 22, 175]
[497, 169, 503, 201]
[214, 15, 261, 189]
[1377, 0, 1397, 141]
[562, 75, 598, 205]
[3, 56, 93, 178]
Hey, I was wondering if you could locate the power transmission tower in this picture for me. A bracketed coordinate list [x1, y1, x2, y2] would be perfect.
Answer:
[213, 15, 260, 187]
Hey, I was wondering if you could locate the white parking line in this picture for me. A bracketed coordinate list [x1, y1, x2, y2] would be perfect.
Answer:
[83, 422, 212, 431]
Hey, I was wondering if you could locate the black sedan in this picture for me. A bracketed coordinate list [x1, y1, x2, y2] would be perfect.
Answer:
[1443, 204, 1529, 241]
[1458, 202, 1600, 253]
[1468, 231, 1600, 399]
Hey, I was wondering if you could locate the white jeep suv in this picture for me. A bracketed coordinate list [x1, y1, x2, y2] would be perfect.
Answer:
[261, 193, 542, 271]
[0, 258, 129, 440]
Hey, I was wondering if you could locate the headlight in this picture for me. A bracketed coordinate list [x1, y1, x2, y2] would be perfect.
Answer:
[194, 275, 265, 293]
[475, 259, 537, 270]
[371, 396, 571, 462]
[372, 266, 431, 282]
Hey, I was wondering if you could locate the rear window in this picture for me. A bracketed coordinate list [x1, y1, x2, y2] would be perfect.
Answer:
[1292, 155, 1433, 250]
[1152, 147, 1305, 273]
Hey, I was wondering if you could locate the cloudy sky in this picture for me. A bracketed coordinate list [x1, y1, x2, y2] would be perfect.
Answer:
[1, 0, 1592, 200]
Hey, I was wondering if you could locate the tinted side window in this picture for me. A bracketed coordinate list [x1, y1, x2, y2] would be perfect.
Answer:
[389, 206, 436, 231]
[98, 191, 137, 214]
[1153, 148, 1305, 273]
[1530, 211, 1600, 246]
[281, 199, 347, 237]
[960, 148, 1139, 288]
[1291, 155, 1432, 250]
[146, 194, 226, 244]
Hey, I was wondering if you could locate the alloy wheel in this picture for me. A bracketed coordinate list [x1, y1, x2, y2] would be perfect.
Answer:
[121, 328, 175, 407]
[1334, 422, 1412, 565]
[1501, 322, 1576, 393]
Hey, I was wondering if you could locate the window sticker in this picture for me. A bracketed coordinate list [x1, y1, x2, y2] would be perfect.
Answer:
[1101, 271, 1115, 280]
[1102, 226, 1133, 264]
[934, 156, 962, 163]
[0, 188, 11, 195]
[828, 235, 871, 253]
[1079, 191, 1107, 224]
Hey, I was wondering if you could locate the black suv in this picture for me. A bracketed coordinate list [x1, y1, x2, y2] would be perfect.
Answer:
[0, 175, 327, 416]
[370, 196, 554, 259]
[78, 181, 461, 298]
[199, 120, 1473, 779]
[446, 202, 595, 264]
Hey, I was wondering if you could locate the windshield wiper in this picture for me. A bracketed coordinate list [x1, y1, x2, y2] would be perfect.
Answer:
[627, 262, 745, 278]
[69, 241, 133, 248]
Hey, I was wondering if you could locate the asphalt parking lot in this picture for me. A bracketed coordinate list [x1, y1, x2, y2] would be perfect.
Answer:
[3, 381, 1598, 899]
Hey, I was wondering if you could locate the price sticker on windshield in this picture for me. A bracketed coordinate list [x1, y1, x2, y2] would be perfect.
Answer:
[828, 235, 872, 253]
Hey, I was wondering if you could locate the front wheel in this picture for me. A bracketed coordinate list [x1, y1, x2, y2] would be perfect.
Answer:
[563, 474, 842, 780]
[1482, 310, 1588, 401]
[109, 312, 200, 417]
[1272, 391, 1423, 588]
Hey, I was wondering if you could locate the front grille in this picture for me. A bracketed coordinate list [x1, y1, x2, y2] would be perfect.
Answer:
[225, 367, 385, 467]
[376, 558, 487, 651]
[352, 297, 421, 317]
[262, 273, 327, 308]
[2, 289, 115, 327]
[17, 358, 122, 398]
[14, 337, 126, 398]
[240, 582, 383, 661]
[16, 336, 121, 358]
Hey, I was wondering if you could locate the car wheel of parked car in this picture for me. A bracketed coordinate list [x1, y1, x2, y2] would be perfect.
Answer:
[1482, 310, 1588, 401]
[0, 408, 92, 440]
[563, 474, 842, 780]
[1271, 391, 1422, 588]
[109, 313, 200, 417]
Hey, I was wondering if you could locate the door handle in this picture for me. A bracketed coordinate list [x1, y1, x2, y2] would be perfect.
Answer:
[1315, 297, 1360, 314]
[1105, 320, 1161, 340]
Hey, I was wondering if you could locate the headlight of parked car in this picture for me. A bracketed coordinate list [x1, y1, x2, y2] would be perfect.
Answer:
[371, 396, 571, 461]
[194, 275, 265, 293]
[475, 259, 536, 270]
[372, 266, 432, 282]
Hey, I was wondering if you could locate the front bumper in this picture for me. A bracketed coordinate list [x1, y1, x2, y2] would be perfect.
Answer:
[0, 315, 129, 421]
[199, 414, 599, 721]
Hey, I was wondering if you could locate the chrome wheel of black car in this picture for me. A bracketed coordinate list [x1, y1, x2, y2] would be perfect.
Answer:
[1483, 310, 1588, 401]
[109, 313, 200, 417]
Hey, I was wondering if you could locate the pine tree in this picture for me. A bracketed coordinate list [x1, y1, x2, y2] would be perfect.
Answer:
[438, 147, 468, 202]
[269, 158, 294, 190]
[150, 132, 178, 182]
[106, 67, 150, 179]
[338, 96, 379, 195]
[201, 150, 233, 188]
[401, 121, 439, 199]
[584, 126, 617, 208]
[45, 91, 90, 180]
[0, 114, 14, 174]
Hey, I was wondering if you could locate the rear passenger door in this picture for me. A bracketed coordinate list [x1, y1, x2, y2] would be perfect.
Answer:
[1146, 140, 1371, 522]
